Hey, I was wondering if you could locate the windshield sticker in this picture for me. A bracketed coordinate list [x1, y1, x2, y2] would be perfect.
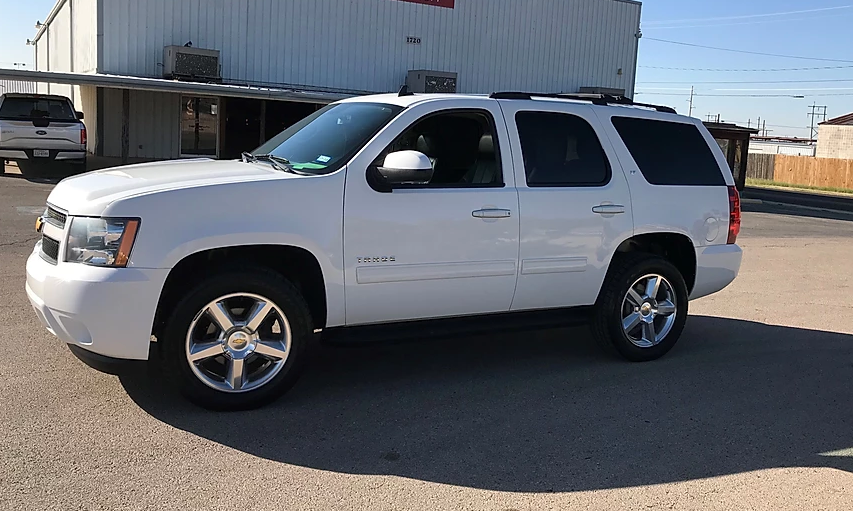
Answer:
[316, 155, 331, 163]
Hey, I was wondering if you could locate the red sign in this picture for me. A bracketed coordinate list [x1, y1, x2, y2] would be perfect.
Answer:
[395, 0, 455, 9]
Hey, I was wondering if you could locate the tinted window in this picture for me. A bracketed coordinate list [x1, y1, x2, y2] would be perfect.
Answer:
[611, 117, 726, 186]
[516, 112, 610, 187]
[374, 110, 502, 187]
[0, 97, 76, 120]
[255, 102, 403, 175]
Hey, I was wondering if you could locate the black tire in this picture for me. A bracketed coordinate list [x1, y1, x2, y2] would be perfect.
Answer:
[162, 267, 314, 410]
[0, 160, 6, 175]
[592, 253, 689, 362]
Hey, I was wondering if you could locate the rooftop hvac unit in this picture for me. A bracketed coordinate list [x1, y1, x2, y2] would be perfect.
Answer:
[407, 70, 458, 93]
[163, 46, 221, 82]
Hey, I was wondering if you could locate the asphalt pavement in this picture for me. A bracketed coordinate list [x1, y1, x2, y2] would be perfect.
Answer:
[1, 170, 852, 510]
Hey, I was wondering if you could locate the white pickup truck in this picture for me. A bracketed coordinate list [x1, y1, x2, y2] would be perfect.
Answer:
[0, 93, 87, 175]
[26, 92, 742, 410]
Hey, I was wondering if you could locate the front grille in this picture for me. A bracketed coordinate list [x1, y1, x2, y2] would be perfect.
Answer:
[40, 235, 60, 264]
[45, 206, 66, 228]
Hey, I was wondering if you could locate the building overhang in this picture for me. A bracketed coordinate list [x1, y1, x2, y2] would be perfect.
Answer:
[0, 68, 353, 104]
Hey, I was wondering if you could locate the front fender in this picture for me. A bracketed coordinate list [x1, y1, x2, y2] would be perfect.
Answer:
[101, 173, 347, 327]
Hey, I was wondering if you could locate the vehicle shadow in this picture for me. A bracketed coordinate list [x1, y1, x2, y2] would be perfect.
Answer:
[743, 201, 853, 222]
[0, 169, 62, 185]
[120, 316, 853, 493]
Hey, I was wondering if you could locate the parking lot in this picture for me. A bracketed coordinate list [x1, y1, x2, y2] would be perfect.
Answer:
[1, 170, 852, 510]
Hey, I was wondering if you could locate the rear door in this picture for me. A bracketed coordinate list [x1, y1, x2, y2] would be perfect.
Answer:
[499, 100, 635, 311]
[0, 96, 83, 152]
[594, 111, 732, 249]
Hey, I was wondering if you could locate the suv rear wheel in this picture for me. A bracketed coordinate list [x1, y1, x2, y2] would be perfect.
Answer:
[592, 254, 689, 362]
[162, 267, 313, 410]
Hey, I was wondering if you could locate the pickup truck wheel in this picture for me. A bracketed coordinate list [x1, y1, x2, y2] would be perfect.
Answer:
[592, 254, 688, 362]
[163, 269, 313, 410]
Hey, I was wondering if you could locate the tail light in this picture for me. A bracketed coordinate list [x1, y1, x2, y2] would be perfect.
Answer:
[727, 185, 741, 244]
[80, 126, 87, 146]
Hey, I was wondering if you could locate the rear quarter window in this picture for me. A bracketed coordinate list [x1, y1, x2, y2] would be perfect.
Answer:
[611, 117, 726, 186]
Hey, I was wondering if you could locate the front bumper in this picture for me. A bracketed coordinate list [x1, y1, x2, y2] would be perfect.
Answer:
[25, 247, 169, 361]
[690, 244, 743, 300]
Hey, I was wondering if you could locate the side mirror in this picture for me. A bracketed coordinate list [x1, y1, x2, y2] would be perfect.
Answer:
[377, 151, 434, 185]
[76, 111, 85, 120]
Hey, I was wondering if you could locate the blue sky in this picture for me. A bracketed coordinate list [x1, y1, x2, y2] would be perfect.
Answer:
[2, 0, 852, 138]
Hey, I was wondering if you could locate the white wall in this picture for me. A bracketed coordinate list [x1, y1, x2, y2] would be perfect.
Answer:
[100, 0, 641, 95]
[47, 4, 73, 98]
[817, 125, 853, 159]
[72, 0, 99, 73]
[102, 88, 181, 159]
[749, 141, 816, 157]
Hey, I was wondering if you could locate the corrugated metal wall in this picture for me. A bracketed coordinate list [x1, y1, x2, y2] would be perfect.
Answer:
[101, 0, 641, 95]
[0, 80, 37, 94]
[72, 0, 99, 73]
[102, 89, 181, 159]
[48, 5, 73, 98]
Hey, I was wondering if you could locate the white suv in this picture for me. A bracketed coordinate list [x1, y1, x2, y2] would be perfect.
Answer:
[25, 91, 743, 409]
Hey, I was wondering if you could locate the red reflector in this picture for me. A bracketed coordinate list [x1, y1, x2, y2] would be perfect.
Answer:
[81, 126, 87, 146]
[727, 186, 741, 244]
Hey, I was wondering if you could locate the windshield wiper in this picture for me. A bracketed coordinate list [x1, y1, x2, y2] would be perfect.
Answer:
[242, 152, 300, 173]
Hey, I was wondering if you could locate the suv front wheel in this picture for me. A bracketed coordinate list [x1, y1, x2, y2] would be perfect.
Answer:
[592, 254, 689, 362]
[162, 267, 314, 410]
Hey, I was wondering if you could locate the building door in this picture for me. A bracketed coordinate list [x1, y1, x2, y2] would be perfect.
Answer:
[180, 96, 219, 157]
[221, 97, 262, 160]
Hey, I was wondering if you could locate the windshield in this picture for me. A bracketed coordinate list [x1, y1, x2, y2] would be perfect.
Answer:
[252, 102, 403, 175]
[0, 97, 77, 121]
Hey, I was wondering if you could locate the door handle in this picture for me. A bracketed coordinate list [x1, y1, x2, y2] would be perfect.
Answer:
[592, 204, 626, 215]
[473, 209, 512, 219]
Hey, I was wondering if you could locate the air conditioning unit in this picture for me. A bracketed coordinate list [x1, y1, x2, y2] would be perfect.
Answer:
[163, 46, 221, 82]
[407, 70, 458, 93]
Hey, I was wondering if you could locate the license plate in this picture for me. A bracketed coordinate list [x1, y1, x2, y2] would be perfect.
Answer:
[32, 149, 50, 158]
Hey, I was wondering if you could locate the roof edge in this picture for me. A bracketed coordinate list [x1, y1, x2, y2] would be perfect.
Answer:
[32, 0, 68, 44]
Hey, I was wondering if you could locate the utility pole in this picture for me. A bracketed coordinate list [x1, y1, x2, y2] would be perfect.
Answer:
[807, 103, 828, 140]
[688, 86, 695, 117]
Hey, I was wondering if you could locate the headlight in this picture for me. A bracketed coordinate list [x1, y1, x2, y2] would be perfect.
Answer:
[65, 217, 140, 267]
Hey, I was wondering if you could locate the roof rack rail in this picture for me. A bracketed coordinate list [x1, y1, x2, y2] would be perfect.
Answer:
[488, 91, 677, 114]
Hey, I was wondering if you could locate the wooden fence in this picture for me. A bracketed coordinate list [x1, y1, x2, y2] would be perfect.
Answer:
[746, 154, 776, 181]
[772, 154, 853, 190]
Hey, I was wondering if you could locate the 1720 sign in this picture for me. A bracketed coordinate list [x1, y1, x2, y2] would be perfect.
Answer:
[406, 36, 422, 44]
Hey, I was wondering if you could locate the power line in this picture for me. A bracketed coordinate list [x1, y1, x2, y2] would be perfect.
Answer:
[638, 78, 853, 85]
[645, 13, 853, 30]
[643, 37, 853, 63]
[636, 92, 810, 98]
[640, 64, 853, 73]
[644, 6, 853, 25]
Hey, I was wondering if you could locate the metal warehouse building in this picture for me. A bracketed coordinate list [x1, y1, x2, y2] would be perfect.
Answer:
[6, 0, 642, 162]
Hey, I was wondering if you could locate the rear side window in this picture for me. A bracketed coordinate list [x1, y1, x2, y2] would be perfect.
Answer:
[611, 117, 725, 186]
[0, 97, 76, 120]
[516, 111, 611, 187]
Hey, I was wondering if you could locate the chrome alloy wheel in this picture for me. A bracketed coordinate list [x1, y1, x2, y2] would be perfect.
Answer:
[621, 274, 678, 349]
[185, 293, 291, 393]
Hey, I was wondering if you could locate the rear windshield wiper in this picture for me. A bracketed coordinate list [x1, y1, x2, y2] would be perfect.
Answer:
[241, 152, 297, 173]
